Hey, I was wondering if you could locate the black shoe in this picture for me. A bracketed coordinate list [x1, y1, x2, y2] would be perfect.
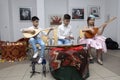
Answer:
[89, 58, 94, 63]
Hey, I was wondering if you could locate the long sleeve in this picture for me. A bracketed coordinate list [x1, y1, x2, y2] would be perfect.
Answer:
[40, 29, 47, 36]
[20, 26, 33, 32]
[37, 28, 48, 37]
[69, 29, 73, 37]
[57, 24, 73, 39]
[58, 25, 65, 39]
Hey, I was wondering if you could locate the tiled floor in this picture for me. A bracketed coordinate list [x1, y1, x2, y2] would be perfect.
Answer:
[0, 50, 120, 80]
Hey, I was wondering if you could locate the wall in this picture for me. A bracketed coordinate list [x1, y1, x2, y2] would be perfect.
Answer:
[11, 0, 37, 41]
[118, 0, 120, 45]
[0, 0, 10, 41]
[45, 0, 106, 43]
[104, 0, 118, 42]
[0, 0, 37, 41]
[36, 0, 45, 28]
[69, 0, 106, 43]
[45, 0, 68, 28]
[0, 0, 119, 44]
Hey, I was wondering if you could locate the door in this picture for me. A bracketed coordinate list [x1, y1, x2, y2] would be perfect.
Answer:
[0, 0, 10, 41]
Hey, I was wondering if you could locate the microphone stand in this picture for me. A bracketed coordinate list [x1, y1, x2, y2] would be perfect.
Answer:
[30, 58, 49, 78]
[30, 58, 40, 78]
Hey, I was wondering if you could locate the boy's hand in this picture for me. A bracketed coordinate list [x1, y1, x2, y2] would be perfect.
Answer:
[29, 30, 35, 34]
[65, 36, 70, 39]
[69, 36, 74, 39]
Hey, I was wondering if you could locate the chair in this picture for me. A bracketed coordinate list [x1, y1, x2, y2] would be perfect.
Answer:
[77, 29, 84, 44]
[52, 26, 58, 46]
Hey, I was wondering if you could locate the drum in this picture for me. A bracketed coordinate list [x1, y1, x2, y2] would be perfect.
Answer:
[48, 45, 89, 80]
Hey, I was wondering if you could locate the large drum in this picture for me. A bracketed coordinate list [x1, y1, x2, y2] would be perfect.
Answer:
[48, 45, 89, 80]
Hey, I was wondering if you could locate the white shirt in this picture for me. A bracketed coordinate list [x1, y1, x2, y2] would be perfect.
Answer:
[21, 26, 47, 38]
[58, 23, 73, 39]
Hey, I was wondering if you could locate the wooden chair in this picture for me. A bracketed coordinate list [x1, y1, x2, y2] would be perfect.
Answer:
[52, 26, 58, 46]
[77, 29, 84, 44]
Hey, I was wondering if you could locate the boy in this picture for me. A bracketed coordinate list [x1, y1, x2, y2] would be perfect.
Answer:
[57, 14, 74, 45]
[21, 16, 52, 63]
